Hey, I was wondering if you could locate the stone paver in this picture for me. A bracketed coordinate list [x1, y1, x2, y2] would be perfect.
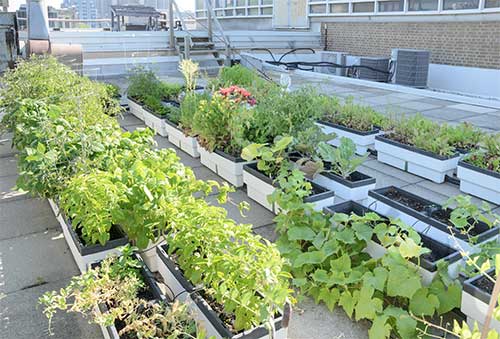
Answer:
[422, 108, 479, 121]
[0, 157, 17, 178]
[459, 114, 500, 131]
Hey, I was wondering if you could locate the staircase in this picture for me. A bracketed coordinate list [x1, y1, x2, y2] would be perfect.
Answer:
[175, 34, 228, 75]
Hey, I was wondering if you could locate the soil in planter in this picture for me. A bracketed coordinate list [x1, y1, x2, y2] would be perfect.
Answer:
[430, 209, 482, 237]
[472, 274, 496, 295]
[199, 289, 238, 334]
[383, 187, 427, 212]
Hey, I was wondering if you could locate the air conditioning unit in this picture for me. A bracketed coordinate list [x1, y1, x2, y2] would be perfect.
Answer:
[391, 49, 430, 88]
[356, 57, 390, 82]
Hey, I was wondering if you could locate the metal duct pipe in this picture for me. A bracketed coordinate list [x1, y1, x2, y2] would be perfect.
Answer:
[27, 0, 49, 40]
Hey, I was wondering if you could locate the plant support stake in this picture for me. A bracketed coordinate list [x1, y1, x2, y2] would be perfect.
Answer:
[481, 273, 500, 339]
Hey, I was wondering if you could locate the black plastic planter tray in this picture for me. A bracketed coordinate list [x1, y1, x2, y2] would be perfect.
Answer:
[463, 268, 496, 305]
[127, 96, 168, 119]
[324, 201, 461, 272]
[317, 120, 380, 136]
[319, 170, 376, 189]
[214, 148, 246, 163]
[368, 186, 498, 243]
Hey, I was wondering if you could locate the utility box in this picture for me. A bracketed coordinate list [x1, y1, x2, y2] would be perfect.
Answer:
[0, 12, 19, 74]
[391, 49, 430, 88]
[357, 57, 390, 82]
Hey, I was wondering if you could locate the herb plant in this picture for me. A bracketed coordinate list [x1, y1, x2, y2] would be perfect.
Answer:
[241, 136, 294, 178]
[445, 122, 484, 152]
[463, 133, 500, 173]
[317, 137, 367, 179]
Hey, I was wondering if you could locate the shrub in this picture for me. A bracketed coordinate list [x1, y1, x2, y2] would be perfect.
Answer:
[464, 133, 500, 173]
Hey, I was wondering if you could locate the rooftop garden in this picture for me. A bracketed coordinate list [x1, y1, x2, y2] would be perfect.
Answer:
[1, 56, 500, 339]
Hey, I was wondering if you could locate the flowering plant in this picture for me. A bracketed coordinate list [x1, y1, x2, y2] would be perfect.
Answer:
[219, 85, 256, 106]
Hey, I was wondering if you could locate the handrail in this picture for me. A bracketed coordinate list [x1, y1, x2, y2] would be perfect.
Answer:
[204, 0, 230, 47]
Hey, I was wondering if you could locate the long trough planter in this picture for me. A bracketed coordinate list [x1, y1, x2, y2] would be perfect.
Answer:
[374, 135, 460, 183]
[165, 119, 200, 158]
[461, 269, 500, 333]
[199, 146, 254, 187]
[457, 160, 500, 205]
[156, 245, 289, 339]
[97, 254, 165, 339]
[325, 201, 462, 284]
[243, 163, 335, 214]
[312, 170, 375, 202]
[316, 121, 381, 155]
[366, 186, 499, 252]
[48, 199, 128, 273]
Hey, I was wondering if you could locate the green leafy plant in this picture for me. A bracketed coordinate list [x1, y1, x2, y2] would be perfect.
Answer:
[317, 137, 367, 179]
[39, 247, 204, 338]
[241, 136, 294, 178]
[179, 92, 207, 134]
[445, 122, 484, 152]
[209, 64, 267, 90]
[464, 133, 500, 173]
[179, 59, 199, 92]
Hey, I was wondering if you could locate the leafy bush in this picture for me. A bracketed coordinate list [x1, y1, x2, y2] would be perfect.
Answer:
[209, 64, 267, 90]
[241, 136, 294, 178]
[445, 122, 484, 152]
[179, 92, 206, 134]
[321, 96, 388, 132]
[39, 247, 203, 338]
[317, 137, 367, 179]
[464, 133, 500, 173]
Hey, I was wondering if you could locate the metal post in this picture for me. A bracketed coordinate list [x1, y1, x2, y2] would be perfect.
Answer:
[168, 0, 174, 49]
[184, 35, 191, 60]
[205, 0, 213, 42]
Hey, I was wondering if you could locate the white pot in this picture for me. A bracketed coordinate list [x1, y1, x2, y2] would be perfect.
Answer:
[127, 97, 145, 121]
[143, 110, 167, 137]
[312, 171, 375, 202]
[365, 187, 499, 253]
[457, 161, 500, 205]
[199, 147, 254, 187]
[462, 272, 500, 333]
[199, 146, 218, 173]
[50, 200, 128, 273]
[375, 136, 459, 183]
[316, 121, 381, 155]
[164, 121, 200, 158]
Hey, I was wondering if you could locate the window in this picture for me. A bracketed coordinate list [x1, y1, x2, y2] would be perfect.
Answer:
[261, 7, 273, 14]
[225, 9, 234, 15]
[215, 9, 224, 16]
[330, 3, 349, 12]
[443, 0, 479, 8]
[248, 7, 259, 14]
[196, 0, 204, 10]
[235, 8, 246, 15]
[310, 4, 327, 13]
[235, 0, 246, 6]
[378, 0, 404, 11]
[485, 0, 500, 6]
[248, 0, 259, 5]
[262, 0, 273, 4]
[408, 0, 438, 10]
[352, 2, 375, 12]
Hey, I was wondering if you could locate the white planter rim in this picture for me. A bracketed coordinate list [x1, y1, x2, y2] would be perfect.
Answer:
[324, 201, 461, 272]
[375, 135, 459, 161]
[368, 186, 498, 243]
[463, 268, 495, 305]
[317, 120, 380, 136]
[459, 160, 500, 180]
[127, 96, 168, 120]
[319, 170, 376, 188]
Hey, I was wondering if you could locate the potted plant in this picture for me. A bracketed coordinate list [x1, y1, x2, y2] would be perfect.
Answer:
[313, 137, 375, 201]
[154, 199, 292, 339]
[374, 114, 460, 183]
[457, 133, 500, 205]
[242, 136, 335, 213]
[165, 59, 203, 158]
[193, 85, 257, 187]
[324, 201, 463, 285]
[38, 247, 204, 339]
[367, 187, 499, 251]
[317, 97, 386, 155]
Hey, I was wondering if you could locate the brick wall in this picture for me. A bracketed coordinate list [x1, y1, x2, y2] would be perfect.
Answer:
[322, 21, 500, 69]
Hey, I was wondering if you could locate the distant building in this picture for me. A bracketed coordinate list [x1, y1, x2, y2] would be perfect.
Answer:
[0, 0, 8, 12]
[17, 4, 76, 29]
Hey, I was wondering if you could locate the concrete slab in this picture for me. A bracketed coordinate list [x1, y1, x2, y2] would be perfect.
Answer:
[0, 229, 79, 294]
[422, 108, 479, 121]
[124, 125, 149, 133]
[0, 134, 16, 159]
[0, 174, 29, 203]
[0, 278, 102, 339]
[396, 100, 441, 112]
[363, 94, 413, 106]
[205, 189, 275, 228]
[0, 157, 17, 178]
[449, 104, 497, 114]
[253, 223, 278, 242]
[153, 135, 202, 169]
[361, 158, 425, 185]
[116, 112, 144, 127]
[371, 105, 417, 116]
[358, 164, 410, 189]
[459, 114, 500, 131]
[0, 198, 59, 241]
[289, 297, 369, 339]
[417, 97, 457, 107]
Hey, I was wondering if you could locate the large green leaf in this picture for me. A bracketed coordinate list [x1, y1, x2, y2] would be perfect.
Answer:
[386, 264, 421, 299]
[354, 285, 382, 321]
[409, 287, 440, 316]
[368, 315, 391, 339]
[363, 267, 388, 292]
[293, 250, 326, 268]
[288, 226, 316, 241]
[339, 290, 356, 318]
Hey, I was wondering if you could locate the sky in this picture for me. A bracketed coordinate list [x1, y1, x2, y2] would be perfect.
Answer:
[8, 0, 195, 11]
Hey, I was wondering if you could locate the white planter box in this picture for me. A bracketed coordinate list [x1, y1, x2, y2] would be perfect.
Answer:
[48, 199, 128, 273]
[317, 121, 381, 155]
[457, 161, 500, 205]
[199, 147, 254, 187]
[375, 135, 460, 183]
[165, 120, 200, 158]
[325, 201, 462, 285]
[243, 164, 335, 214]
[156, 245, 289, 339]
[312, 170, 375, 202]
[366, 187, 499, 253]
[143, 110, 167, 137]
[462, 271, 500, 333]
[127, 97, 145, 121]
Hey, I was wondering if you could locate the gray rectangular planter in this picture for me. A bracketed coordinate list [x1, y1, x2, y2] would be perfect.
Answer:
[365, 186, 499, 252]
[375, 135, 460, 183]
[457, 160, 500, 205]
[156, 245, 289, 339]
[48, 199, 128, 273]
[164, 119, 200, 158]
[316, 121, 381, 155]
[312, 170, 375, 202]
[199, 146, 254, 187]
[127, 96, 167, 136]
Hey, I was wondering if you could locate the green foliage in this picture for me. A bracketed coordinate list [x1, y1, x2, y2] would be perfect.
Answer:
[321, 96, 388, 132]
[241, 136, 294, 178]
[209, 64, 267, 90]
[179, 92, 207, 133]
[445, 122, 484, 151]
[317, 137, 367, 178]
[464, 133, 500, 173]
[39, 248, 204, 338]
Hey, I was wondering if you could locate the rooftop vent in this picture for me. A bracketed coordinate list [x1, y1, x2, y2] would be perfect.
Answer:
[391, 49, 430, 88]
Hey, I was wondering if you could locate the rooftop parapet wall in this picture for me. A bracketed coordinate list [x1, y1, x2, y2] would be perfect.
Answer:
[322, 21, 500, 69]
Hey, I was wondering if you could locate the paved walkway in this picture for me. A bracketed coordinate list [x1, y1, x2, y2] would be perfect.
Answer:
[1, 74, 499, 339]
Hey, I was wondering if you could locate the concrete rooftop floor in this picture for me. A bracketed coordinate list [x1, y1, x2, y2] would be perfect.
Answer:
[1, 72, 499, 339]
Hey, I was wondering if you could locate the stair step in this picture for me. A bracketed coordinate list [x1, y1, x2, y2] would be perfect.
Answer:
[181, 49, 219, 55]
